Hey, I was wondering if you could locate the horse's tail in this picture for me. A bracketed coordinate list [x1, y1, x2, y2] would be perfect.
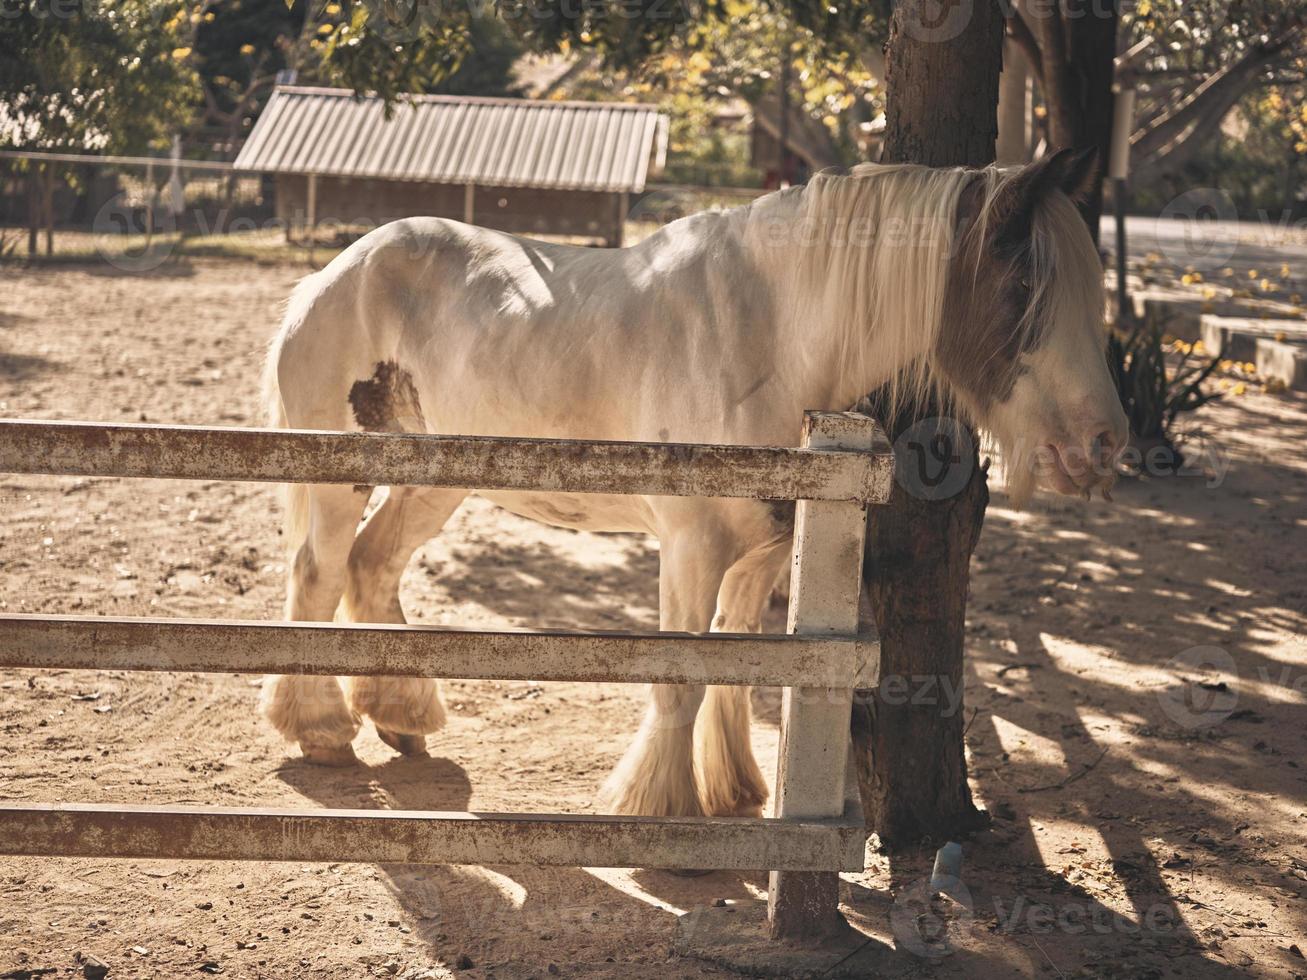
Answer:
[263, 276, 319, 559]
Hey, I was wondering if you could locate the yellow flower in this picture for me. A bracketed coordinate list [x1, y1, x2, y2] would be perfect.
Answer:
[1260, 279, 1272, 292]
[1243, 362, 1256, 374]
[325, 1, 341, 11]
[171, 46, 192, 59]
[317, 22, 333, 33]
[1281, 264, 1291, 279]
[1248, 269, 1259, 279]
[1192, 340, 1206, 354]
[1221, 267, 1234, 277]
[239, 43, 255, 55]
[1233, 383, 1247, 396]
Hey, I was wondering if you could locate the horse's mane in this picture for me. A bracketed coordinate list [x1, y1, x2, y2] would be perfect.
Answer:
[739, 161, 1073, 424]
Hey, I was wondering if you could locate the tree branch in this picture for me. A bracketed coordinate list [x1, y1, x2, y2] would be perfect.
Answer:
[1131, 29, 1302, 164]
[1033, 0, 1075, 147]
[1004, 10, 1044, 87]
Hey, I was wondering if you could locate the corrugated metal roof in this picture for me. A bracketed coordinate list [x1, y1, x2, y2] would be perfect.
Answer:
[234, 87, 668, 193]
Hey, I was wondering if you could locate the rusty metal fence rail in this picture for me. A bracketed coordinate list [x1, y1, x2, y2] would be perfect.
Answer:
[0, 411, 892, 942]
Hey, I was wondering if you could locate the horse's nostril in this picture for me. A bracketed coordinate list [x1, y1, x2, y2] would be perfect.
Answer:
[1090, 428, 1124, 468]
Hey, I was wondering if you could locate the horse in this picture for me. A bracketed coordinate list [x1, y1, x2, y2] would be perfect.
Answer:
[259, 148, 1127, 820]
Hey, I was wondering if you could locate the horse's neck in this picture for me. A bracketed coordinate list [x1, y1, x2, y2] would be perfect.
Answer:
[729, 180, 942, 412]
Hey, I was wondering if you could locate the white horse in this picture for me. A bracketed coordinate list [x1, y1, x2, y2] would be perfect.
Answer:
[260, 149, 1126, 819]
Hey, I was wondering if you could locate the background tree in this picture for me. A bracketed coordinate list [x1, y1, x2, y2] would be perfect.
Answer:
[0, 0, 198, 252]
[1004, 0, 1305, 226]
[0, 0, 198, 152]
[1121, 0, 1304, 188]
[851, 0, 1003, 846]
[188, 1, 515, 158]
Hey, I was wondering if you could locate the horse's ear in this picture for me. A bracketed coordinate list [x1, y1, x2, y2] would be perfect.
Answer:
[994, 147, 1098, 246]
[1052, 147, 1099, 201]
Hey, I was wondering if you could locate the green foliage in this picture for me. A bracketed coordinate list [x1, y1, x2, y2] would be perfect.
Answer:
[432, 15, 525, 97]
[189, 1, 520, 137]
[517, 1, 884, 179]
[1123, 0, 1302, 72]
[497, 0, 888, 74]
[0, 0, 198, 152]
[1106, 320, 1223, 449]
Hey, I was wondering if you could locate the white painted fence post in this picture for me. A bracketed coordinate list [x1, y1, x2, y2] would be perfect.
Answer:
[768, 411, 879, 939]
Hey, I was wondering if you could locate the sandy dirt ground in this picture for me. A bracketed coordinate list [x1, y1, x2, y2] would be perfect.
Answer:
[1, 259, 1305, 979]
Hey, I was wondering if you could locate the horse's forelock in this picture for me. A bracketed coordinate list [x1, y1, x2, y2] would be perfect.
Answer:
[934, 171, 1100, 421]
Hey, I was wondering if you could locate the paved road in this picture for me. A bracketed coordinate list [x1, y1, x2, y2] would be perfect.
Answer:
[1100, 214, 1307, 285]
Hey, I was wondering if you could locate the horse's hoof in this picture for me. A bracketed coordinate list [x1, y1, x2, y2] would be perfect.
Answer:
[376, 727, 429, 757]
[300, 742, 359, 767]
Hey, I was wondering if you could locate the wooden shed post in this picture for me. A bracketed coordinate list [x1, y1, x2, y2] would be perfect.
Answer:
[768, 411, 875, 939]
[463, 183, 475, 225]
[612, 191, 629, 247]
[306, 173, 318, 265]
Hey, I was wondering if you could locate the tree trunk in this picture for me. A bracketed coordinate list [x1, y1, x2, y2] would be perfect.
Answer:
[1131, 34, 1297, 162]
[853, 0, 1003, 848]
[1128, 33, 1299, 185]
[27, 168, 39, 258]
[1064, 0, 1118, 242]
[42, 164, 55, 258]
[997, 38, 1032, 165]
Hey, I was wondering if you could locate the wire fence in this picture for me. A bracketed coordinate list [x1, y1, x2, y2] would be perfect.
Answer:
[0, 149, 767, 270]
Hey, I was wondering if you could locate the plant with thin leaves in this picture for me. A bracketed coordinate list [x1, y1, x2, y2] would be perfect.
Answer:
[1106, 315, 1223, 471]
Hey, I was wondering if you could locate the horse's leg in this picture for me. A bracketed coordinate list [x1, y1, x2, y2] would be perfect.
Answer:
[340, 486, 467, 756]
[600, 527, 733, 817]
[697, 538, 792, 817]
[260, 483, 370, 766]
